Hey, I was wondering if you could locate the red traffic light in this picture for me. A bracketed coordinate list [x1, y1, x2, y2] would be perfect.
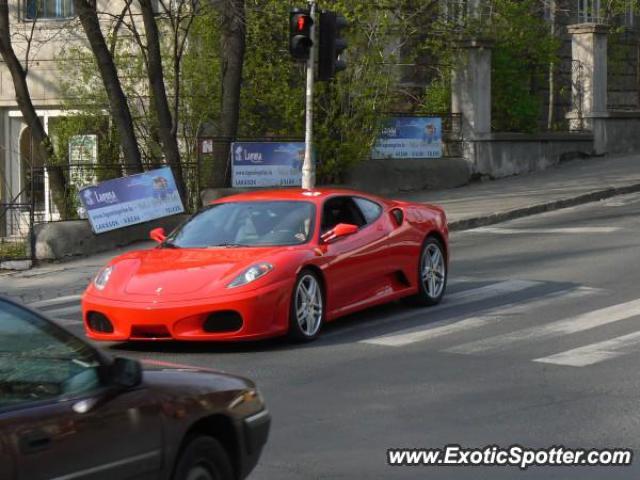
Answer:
[290, 9, 313, 61]
[297, 15, 307, 32]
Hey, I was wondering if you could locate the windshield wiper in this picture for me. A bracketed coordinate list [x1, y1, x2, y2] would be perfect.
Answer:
[207, 243, 247, 248]
[161, 240, 181, 249]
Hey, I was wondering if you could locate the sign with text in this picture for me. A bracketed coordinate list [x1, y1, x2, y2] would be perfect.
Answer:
[231, 142, 305, 188]
[372, 117, 443, 159]
[69, 134, 98, 190]
[79, 167, 184, 234]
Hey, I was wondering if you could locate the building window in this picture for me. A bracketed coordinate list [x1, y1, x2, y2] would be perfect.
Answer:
[577, 0, 602, 23]
[25, 0, 75, 20]
[443, 0, 468, 25]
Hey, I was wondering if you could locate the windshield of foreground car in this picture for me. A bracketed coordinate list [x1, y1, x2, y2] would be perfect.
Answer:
[166, 201, 316, 248]
[0, 300, 102, 408]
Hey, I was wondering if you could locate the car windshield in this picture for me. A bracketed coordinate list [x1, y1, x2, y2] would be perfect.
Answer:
[0, 300, 102, 409]
[166, 201, 315, 248]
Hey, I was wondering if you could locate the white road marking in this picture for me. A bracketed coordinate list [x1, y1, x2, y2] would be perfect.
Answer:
[323, 280, 542, 339]
[534, 331, 640, 367]
[51, 317, 82, 327]
[28, 294, 82, 309]
[471, 227, 620, 235]
[446, 298, 640, 355]
[363, 286, 601, 347]
[41, 305, 82, 317]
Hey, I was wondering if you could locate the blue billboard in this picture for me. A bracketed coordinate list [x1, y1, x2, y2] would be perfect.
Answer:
[231, 142, 305, 188]
[372, 117, 443, 159]
[79, 167, 184, 234]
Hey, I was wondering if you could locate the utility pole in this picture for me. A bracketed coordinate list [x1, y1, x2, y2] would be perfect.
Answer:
[302, 0, 318, 190]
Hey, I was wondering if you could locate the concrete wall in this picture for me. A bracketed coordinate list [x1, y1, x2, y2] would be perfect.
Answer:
[345, 157, 471, 194]
[593, 112, 640, 155]
[469, 133, 594, 178]
[33, 213, 188, 261]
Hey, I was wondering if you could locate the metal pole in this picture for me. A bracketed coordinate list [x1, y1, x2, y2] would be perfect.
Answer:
[302, 0, 318, 190]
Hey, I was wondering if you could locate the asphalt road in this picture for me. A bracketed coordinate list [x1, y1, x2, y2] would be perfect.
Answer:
[12, 192, 640, 479]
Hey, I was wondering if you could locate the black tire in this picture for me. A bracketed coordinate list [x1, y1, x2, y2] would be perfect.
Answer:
[172, 435, 234, 480]
[288, 269, 325, 342]
[409, 236, 447, 307]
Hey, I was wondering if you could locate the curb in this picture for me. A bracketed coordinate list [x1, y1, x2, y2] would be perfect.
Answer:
[448, 182, 640, 232]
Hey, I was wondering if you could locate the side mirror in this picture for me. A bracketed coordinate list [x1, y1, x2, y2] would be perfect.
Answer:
[150, 227, 166, 243]
[321, 223, 359, 243]
[109, 357, 143, 389]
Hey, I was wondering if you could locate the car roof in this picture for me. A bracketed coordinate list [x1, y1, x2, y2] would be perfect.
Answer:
[211, 188, 385, 204]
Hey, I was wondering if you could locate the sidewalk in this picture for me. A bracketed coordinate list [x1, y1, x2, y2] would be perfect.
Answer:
[395, 153, 640, 230]
[0, 242, 153, 305]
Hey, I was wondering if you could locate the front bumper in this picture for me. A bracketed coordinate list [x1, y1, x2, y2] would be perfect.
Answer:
[237, 409, 271, 480]
[82, 280, 292, 341]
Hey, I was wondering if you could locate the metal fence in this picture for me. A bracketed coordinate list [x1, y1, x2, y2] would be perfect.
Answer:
[0, 161, 201, 265]
[0, 202, 33, 263]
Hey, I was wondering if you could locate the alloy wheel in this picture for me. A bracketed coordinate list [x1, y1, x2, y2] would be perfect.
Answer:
[421, 242, 446, 299]
[295, 274, 323, 337]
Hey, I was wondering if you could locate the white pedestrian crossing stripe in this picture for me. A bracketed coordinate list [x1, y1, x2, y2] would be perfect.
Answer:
[28, 294, 82, 309]
[28, 295, 83, 326]
[534, 331, 640, 367]
[323, 280, 542, 339]
[359, 277, 640, 368]
[472, 226, 621, 235]
[445, 298, 640, 356]
[363, 286, 599, 347]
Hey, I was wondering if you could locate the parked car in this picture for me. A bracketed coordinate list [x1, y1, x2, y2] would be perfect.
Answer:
[0, 295, 270, 480]
[82, 188, 449, 343]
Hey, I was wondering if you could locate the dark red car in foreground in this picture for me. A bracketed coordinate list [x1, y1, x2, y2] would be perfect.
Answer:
[0, 296, 270, 480]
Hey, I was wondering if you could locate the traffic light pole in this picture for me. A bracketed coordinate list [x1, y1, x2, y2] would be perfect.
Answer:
[302, 0, 318, 190]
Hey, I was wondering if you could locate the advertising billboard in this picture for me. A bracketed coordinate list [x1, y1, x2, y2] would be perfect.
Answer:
[231, 142, 305, 188]
[79, 167, 184, 234]
[372, 117, 443, 159]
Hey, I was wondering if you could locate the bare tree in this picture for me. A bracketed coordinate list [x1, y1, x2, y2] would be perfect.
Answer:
[138, 0, 195, 201]
[0, 0, 69, 216]
[72, 0, 143, 174]
[210, 0, 246, 187]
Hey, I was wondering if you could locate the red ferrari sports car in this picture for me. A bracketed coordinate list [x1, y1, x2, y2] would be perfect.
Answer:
[82, 188, 449, 342]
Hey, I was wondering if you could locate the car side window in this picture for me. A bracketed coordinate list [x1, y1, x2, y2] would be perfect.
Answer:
[353, 197, 383, 224]
[321, 197, 367, 234]
[0, 300, 102, 410]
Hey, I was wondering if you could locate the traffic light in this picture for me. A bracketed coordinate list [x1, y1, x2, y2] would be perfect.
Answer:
[318, 11, 349, 81]
[289, 8, 314, 61]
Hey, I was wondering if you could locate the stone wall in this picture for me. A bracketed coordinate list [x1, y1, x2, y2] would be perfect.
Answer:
[469, 133, 594, 178]
[33, 214, 188, 261]
[593, 112, 640, 154]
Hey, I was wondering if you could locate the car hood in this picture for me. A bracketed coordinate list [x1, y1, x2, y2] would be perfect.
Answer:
[105, 247, 283, 299]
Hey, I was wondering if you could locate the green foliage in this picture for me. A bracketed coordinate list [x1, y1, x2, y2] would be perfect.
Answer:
[489, 0, 559, 132]
[0, 241, 27, 260]
[418, 0, 560, 132]
[420, 73, 451, 114]
[242, 0, 396, 182]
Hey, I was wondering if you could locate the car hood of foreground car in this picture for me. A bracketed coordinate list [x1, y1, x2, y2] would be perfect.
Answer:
[88, 246, 302, 300]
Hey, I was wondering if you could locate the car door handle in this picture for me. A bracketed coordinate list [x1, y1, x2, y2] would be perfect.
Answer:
[19, 431, 52, 454]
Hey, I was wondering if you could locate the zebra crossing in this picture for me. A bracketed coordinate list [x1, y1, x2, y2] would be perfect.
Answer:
[360, 277, 640, 368]
[25, 277, 640, 369]
[29, 294, 83, 327]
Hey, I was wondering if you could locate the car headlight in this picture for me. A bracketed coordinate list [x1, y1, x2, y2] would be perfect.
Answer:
[228, 263, 273, 288]
[94, 265, 114, 291]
